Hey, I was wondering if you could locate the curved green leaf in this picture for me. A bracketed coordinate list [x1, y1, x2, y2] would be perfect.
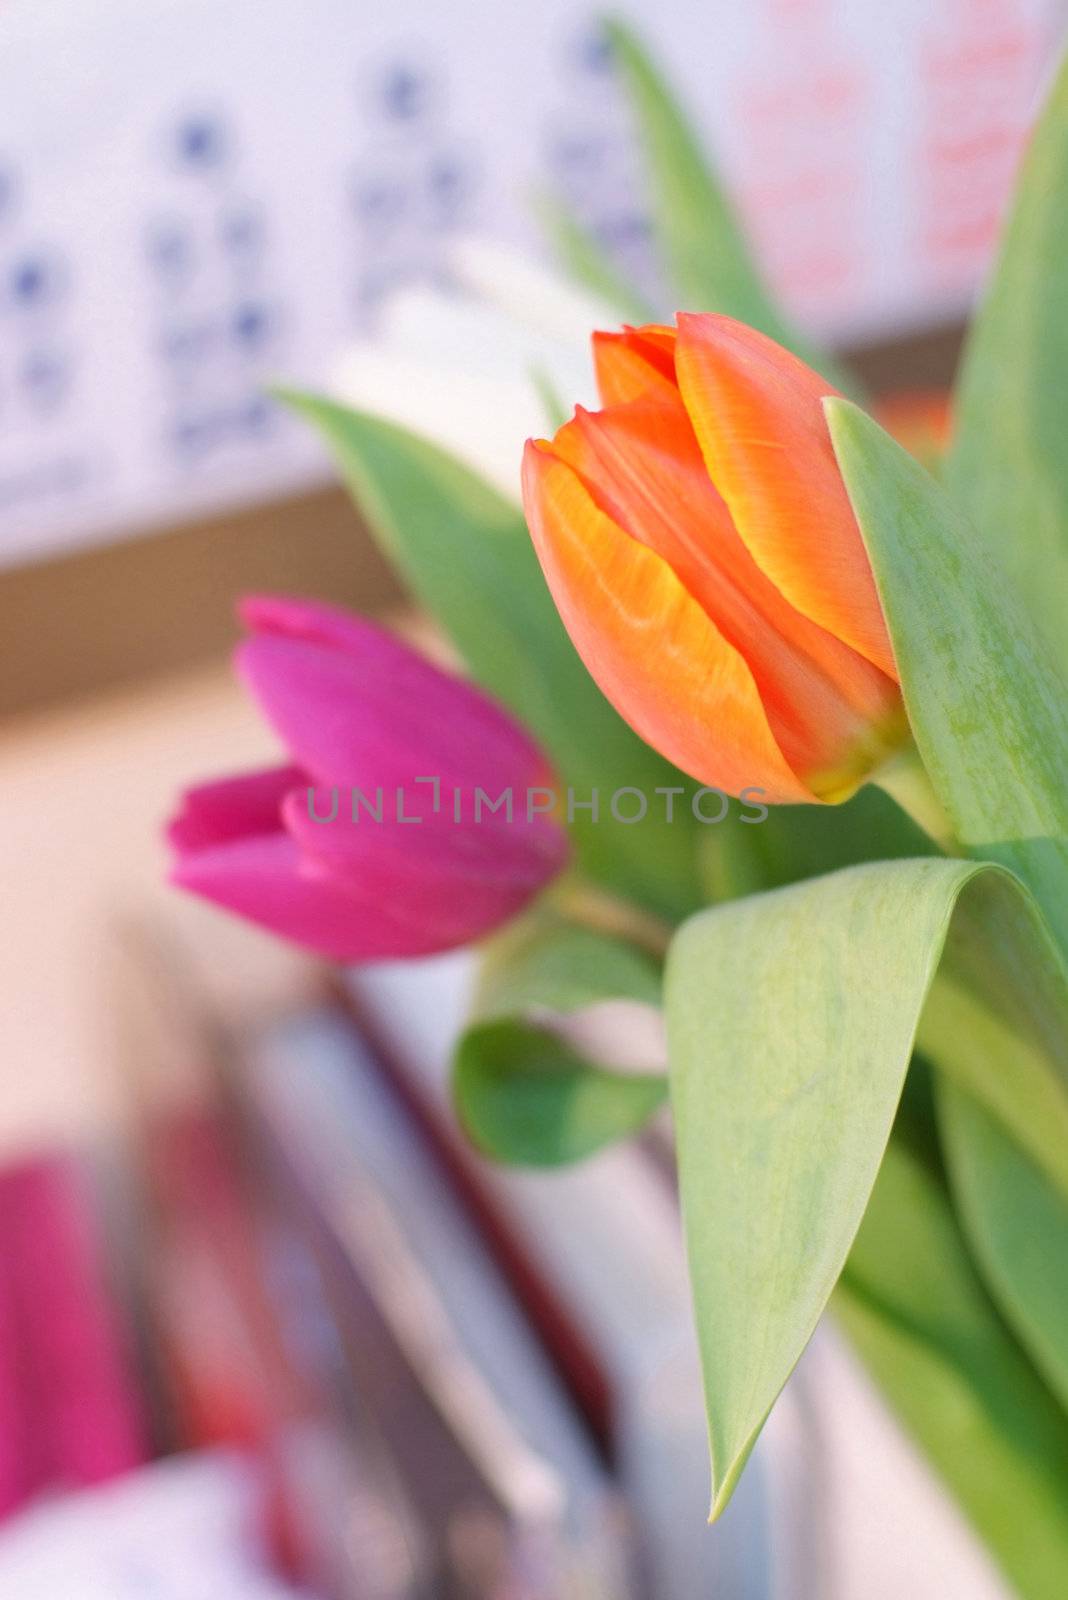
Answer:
[279, 393, 703, 921]
[938, 1081, 1068, 1414]
[455, 1021, 666, 1168]
[828, 398, 1068, 957]
[946, 51, 1068, 677]
[836, 1131, 1068, 1600]
[665, 856, 1068, 1518]
[455, 917, 665, 1165]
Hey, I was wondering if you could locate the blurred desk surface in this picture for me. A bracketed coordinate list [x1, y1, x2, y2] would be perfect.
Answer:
[0, 660, 317, 1158]
[0, 486, 400, 720]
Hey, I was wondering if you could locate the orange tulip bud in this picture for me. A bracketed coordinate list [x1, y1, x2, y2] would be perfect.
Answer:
[522, 315, 908, 804]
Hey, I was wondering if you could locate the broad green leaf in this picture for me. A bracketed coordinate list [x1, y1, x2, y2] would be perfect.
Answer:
[603, 19, 855, 391]
[946, 52, 1068, 677]
[665, 856, 1068, 1517]
[280, 393, 703, 921]
[454, 916, 666, 1165]
[828, 399, 1068, 958]
[938, 1081, 1068, 1413]
[455, 1023, 666, 1166]
[835, 1131, 1068, 1600]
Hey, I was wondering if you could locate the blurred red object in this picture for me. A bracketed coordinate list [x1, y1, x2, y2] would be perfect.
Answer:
[140, 1105, 321, 1584]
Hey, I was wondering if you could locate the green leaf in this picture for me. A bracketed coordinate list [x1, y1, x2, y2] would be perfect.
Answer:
[835, 1131, 1068, 1600]
[665, 856, 1068, 1518]
[828, 398, 1068, 957]
[946, 52, 1068, 678]
[699, 781, 935, 903]
[938, 1081, 1068, 1414]
[535, 192, 657, 325]
[454, 916, 666, 1165]
[279, 393, 703, 921]
[919, 879, 1068, 1197]
[603, 18, 855, 391]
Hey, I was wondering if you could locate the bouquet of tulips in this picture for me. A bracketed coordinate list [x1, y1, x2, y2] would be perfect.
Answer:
[168, 23, 1068, 1596]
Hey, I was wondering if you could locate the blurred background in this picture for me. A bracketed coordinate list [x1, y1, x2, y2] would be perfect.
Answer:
[0, 1, 1063, 1596]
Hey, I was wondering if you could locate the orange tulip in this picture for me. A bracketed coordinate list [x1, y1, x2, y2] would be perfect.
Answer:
[522, 315, 908, 804]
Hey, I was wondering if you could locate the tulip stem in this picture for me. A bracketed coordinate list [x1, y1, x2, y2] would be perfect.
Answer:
[549, 879, 675, 963]
[873, 745, 958, 853]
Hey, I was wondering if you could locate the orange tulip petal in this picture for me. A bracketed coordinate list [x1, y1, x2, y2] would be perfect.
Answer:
[593, 324, 679, 407]
[546, 396, 904, 786]
[522, 439, 816, 803]
[674, 313, 898, 680]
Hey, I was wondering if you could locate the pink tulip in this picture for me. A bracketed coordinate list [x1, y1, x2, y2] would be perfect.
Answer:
[167, 596, 569, 959]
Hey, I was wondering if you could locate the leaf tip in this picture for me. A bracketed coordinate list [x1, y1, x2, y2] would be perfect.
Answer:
[269, 386, 355, 442]
[708, 1434, 759, 1522]
[822, 392, 868, 444]
[266, 382, 315, 412]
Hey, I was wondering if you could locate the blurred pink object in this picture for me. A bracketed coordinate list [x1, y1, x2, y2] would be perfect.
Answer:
[0, 1155, 145, 1515]
[0, 1222, 23, 1520]
[168, 596, 569, 959]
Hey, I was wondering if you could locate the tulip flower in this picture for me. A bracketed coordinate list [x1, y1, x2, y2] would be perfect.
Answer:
[168, 596, 569, 959]
[522, 315, 909, 804]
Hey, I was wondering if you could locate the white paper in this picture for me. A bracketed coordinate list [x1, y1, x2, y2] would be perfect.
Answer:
[0, 1451, 312, 1598]
[1, 0, 1062, 568]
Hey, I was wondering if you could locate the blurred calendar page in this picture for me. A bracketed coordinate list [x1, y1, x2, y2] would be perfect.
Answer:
[1, 0, 1062, 568]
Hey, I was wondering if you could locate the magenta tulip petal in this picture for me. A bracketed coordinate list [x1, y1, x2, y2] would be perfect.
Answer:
[167, 764, 305, 852]
[237, 622, 547, 793]
[283, 786, 569, 898]
[168, 595, 568, 961]
[171, 826, 552, 961]
[238, 593, 390, 659]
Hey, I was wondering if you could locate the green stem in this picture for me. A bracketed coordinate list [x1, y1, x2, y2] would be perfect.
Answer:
[873, 744, 959, 854]
[549, 877, 674, 963]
